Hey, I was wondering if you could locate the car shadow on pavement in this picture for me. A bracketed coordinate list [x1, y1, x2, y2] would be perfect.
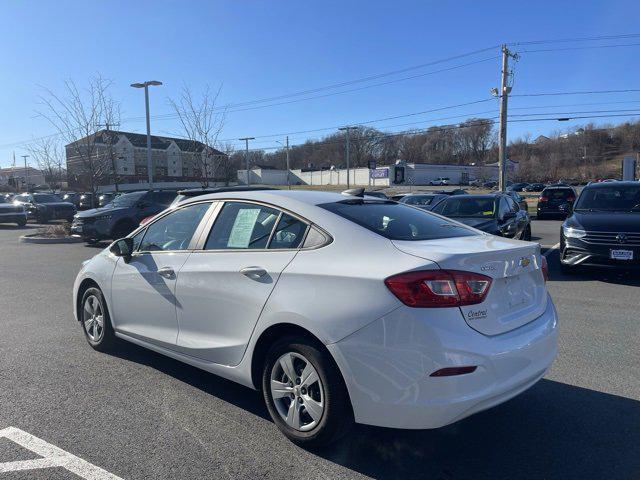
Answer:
[108, 341, 640, 479]
[317, 379, 640, 480]
[106, 341, 270, 421]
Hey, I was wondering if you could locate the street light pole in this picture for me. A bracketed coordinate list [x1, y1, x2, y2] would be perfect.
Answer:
[338, 126, 356, 188]
[21, 155, 29, 191]
[131, 80, 162, 189]
[239, 137, 255, 185]
[286, 135, 290, 190]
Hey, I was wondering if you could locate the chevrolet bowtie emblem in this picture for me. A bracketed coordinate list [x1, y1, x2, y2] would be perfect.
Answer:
[519, 257, 530, 268]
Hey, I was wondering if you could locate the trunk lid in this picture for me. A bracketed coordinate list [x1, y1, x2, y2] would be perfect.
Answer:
[392, 235, 548, 335]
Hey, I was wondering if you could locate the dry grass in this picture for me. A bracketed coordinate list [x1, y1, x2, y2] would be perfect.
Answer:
[35, 222, 72, 238]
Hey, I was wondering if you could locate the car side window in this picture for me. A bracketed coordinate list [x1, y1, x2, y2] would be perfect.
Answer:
[138, 202, 211, 252]
[268, 214, 308, 249]
[205, 202, 279, 250]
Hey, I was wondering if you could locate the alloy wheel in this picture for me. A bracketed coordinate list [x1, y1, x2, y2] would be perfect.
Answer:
[83, 295, 104, 342]
[270, 352, 324, 432]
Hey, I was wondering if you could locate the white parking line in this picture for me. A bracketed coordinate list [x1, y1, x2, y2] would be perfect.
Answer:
[543, 243, 560, 257]
[0, 427, 122, 479]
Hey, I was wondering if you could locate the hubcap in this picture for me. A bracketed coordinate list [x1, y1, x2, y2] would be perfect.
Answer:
[83, 295, 104, 342]
[270, 352, 324, 432]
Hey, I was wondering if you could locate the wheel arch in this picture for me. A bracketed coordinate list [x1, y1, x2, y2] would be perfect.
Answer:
[250, 323, 335, 391]
[75, 277, 102, 323]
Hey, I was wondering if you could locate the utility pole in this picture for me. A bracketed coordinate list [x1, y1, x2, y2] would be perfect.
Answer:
[21, 155, 29, 191]
[493, 45, 518, 192]
[239, 137, 255, 185]
[285, 135, 291, 190]
[339, 126, 356, 188]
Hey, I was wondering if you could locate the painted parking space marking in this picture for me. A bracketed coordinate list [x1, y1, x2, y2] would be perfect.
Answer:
[0, 427, 122, 479]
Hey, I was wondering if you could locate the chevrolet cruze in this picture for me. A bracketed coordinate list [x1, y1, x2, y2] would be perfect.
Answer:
[73, 190, 557, 446]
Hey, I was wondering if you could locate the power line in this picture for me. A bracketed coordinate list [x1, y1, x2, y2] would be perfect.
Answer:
[512, 89, 640, 98]
[516, 42, 640, 54]
[508, 33, 640, 46]
[124, 56, 500, 123]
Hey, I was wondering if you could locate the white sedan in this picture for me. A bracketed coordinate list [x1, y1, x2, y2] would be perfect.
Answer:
[73, 190, 557, 446]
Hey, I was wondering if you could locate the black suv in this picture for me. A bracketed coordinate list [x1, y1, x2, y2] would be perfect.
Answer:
[561, 181, 640, 270]
[71, 190, 178, 243]
[12, 192, 76, 223]
[536, 185, 576, 219]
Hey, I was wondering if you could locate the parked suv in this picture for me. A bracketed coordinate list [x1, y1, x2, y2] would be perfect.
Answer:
[12, 192, 76, 223]
[536, 185, 576, 220]
[560, 181, 640, 271]
[71, 190, 178, 243]
[0, 195, 27, 226]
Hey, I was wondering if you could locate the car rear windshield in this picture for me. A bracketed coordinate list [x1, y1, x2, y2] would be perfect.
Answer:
[401, 195, 438, 206]
[434, 197, 496, 218]
[111, 191, 146, 207]
[319, 199, 477, 241]
[33, 194, 62, 203]
[543, 188, 573, 199]
[575, 185, 640, 212]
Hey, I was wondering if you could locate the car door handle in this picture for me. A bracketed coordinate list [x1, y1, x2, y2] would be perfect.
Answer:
[158, 267, 175, 279]
[240, 266, 267, 279]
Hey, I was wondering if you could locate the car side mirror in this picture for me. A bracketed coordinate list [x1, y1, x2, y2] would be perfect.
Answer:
[110, 237, 134, 259]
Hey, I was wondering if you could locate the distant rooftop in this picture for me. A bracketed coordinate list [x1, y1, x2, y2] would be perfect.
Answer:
[66, 129, 225, 155]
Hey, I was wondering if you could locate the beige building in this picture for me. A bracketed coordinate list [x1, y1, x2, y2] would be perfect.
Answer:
[66, 130, 226, 189]
[0, 166, 46, 190]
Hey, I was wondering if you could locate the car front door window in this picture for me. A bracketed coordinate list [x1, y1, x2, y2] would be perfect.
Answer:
[139, 202, 211, 252]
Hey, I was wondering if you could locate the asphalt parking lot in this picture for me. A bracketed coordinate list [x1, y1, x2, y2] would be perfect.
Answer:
[0, 219, 638, 479]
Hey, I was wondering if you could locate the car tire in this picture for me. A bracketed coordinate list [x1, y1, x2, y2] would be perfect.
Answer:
[36, 214, 48, 224]
[537, 212, 544, 220]
[16, 218, 26, 227]
[262, 336, 353, 447]
[522, 224, 532, 241]
[80, 287, 117, 352]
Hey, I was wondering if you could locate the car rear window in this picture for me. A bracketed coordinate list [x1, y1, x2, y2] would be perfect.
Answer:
[543, 188, 573, 198]
[319, 199, 477, 241]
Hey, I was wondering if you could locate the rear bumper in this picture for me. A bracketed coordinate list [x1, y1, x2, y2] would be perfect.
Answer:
[328, 295, 558, 430]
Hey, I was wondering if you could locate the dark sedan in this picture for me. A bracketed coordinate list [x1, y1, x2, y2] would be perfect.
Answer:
[12, 193, 76, 223]
[525, 183, 546, 192]
[431, 193, 531, 240]
[398, 193, 448, 210]
[560, 182, 640, 271]
[536, 186, 576, 219]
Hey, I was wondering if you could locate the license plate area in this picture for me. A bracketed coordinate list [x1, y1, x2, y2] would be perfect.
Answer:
[610, 249, 633, 261]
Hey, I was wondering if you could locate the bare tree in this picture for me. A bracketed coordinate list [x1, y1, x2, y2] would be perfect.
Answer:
[36, 74, 120, 205]
[26, 136, 65, 190]
[168, 85, 227, 187]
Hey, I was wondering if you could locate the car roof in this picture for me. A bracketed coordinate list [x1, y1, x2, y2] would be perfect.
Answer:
[440, 194, 500, 200]
[582, 180, 638, 189]
[181, 189, 351, 207]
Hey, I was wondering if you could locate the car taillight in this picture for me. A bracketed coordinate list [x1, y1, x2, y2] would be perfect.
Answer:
[140, 215, 155, 226]
[538, 196, 548, 202]
[541, 256, 549, 282]
[384, 270, 492, 308]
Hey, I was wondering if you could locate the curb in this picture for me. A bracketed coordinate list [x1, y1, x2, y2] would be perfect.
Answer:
[19, 234, 85, 244]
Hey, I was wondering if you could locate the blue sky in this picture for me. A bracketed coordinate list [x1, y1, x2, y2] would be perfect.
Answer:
[1, 0, 640, 167]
